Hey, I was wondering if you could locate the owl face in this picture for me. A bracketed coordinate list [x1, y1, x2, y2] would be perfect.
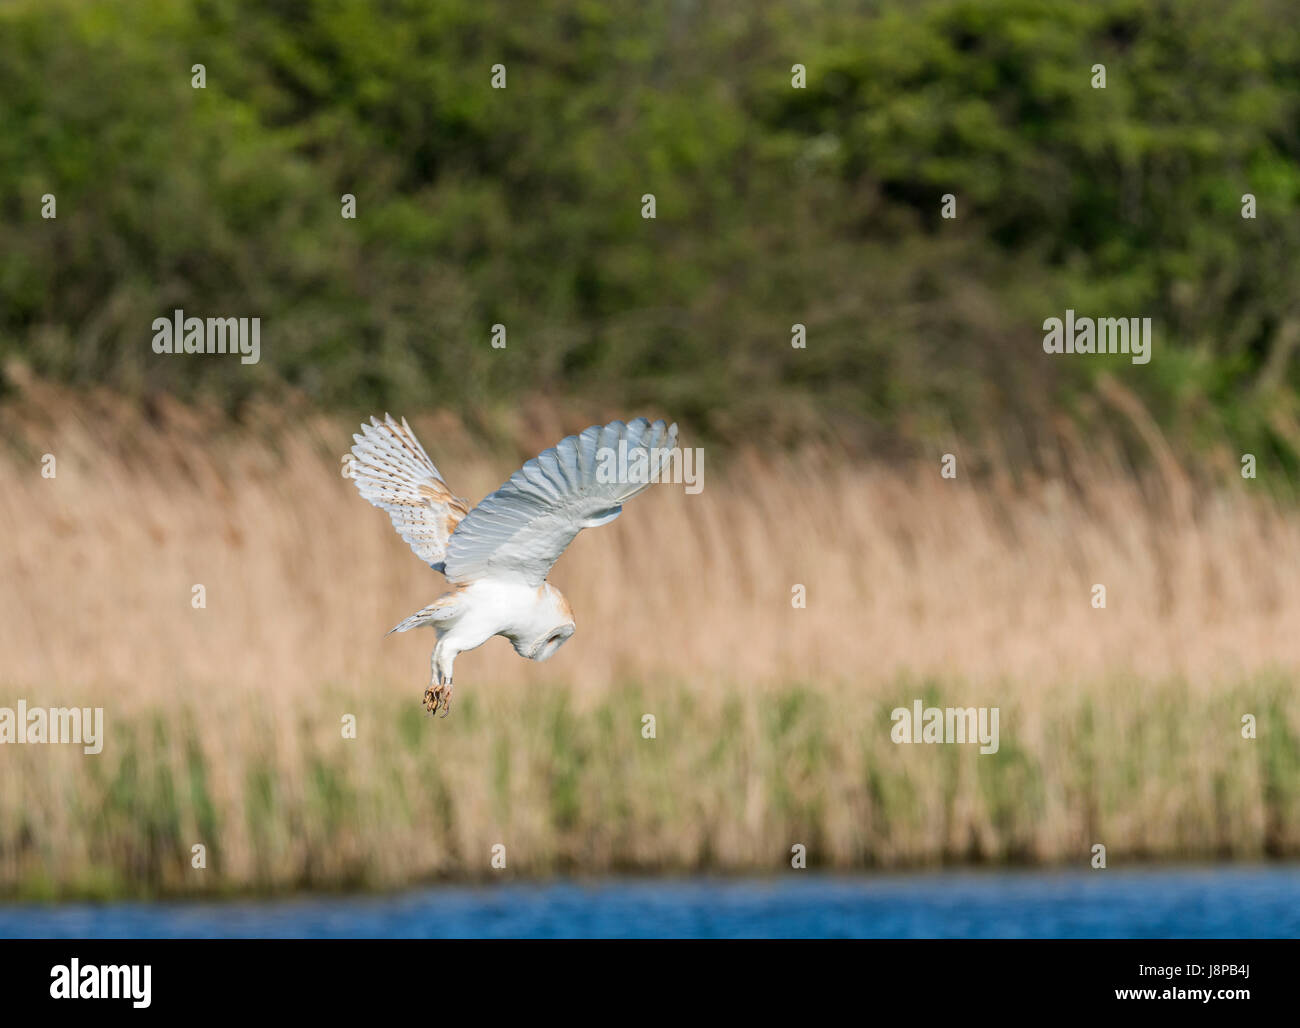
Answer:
[530, 621, 575, 662]
[503, 581, 577, 660]
[509, 620, 574, 661]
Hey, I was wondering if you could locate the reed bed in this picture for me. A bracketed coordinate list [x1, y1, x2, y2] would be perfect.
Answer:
[1, 380, 1298, 897]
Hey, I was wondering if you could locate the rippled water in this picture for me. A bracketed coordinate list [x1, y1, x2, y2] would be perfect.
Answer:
[3, 866, 1297, 938]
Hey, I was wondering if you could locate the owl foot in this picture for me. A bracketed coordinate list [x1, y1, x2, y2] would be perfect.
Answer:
[423, 678, 454, 718]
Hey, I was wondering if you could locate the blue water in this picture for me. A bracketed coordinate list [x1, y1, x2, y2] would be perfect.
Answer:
[3, 866, 1297, 938]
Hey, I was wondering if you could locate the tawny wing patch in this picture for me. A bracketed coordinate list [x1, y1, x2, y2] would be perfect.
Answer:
[444, 417, 678, 586]
[342, 413, 470, 569]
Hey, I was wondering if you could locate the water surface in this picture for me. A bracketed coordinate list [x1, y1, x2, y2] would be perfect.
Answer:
[3, 866, 1296, 938]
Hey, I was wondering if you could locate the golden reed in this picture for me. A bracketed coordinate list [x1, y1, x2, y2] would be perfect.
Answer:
[1, 378, 1297, 897]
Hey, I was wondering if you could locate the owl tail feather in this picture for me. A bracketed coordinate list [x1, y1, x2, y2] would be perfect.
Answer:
[387, 596, 461, 635]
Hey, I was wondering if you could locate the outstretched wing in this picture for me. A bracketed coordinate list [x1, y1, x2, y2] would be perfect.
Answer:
[342, 414, 470, 570]
[444, 417, 678, 586]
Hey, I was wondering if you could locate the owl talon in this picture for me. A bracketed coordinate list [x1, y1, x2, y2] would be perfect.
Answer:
[423, 678, 454, 717]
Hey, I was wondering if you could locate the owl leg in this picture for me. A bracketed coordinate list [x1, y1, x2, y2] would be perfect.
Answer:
[436, 648, 457, 717]
[423, 645, 446, 715]
[423, 642, 457, 717]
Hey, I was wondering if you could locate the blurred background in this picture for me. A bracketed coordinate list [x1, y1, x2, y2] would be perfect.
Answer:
[2, 0, 1299, 935]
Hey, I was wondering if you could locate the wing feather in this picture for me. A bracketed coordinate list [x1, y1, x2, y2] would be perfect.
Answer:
[342, 413, 470, 569]
[443, 417, 678, 586]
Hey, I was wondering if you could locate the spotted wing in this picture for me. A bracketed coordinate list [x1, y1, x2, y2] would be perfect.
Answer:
[342, 413, 470, 570]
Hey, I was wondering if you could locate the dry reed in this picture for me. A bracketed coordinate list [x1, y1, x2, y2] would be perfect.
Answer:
[1, 379, 1298, 897]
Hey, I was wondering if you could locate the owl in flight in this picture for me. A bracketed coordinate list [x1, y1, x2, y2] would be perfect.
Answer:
[343, 415, 677, 716]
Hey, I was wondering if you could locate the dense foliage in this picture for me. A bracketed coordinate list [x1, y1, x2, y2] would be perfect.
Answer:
[3, 0, 1299, 465]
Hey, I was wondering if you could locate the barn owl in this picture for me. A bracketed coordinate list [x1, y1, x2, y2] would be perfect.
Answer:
[342, 415, 678, 716]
